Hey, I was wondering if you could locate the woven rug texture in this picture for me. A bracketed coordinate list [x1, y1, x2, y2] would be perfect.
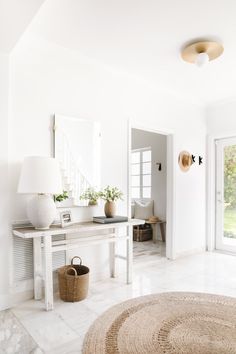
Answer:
[83, 292, 236, 354]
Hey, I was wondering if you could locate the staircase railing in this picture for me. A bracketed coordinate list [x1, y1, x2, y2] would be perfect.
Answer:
[56, 130, 91, 206]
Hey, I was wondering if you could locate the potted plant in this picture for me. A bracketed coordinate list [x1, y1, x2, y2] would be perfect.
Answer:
[80, 187, 100, 206]
[54, 190, 69, 203]
[100, 186, 123, 217]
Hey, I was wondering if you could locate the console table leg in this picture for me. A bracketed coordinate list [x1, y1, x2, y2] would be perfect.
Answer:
[126, 225, 133, 284]
[109, 242, 115, 278]
[43, 236, 53, 311]
[65, 233, 70, 264]
[33, 237, 43, 300]
[109, 228, 116, 278]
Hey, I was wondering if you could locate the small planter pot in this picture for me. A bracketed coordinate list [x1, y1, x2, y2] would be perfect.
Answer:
[88, 200, 98, 206]
[104, 201, 116, 218]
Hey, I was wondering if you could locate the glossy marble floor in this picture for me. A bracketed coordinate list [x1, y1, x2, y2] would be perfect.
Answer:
[133, 239, 166, 262]
[7, 246, 236, 353]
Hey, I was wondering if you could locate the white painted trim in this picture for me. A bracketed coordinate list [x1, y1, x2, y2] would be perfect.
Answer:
[0, 295, 10, 311]
[43, 235, 53, 311]
[127, 121, 176, 260]
[128, 122, 174, 136]
[216, 136, 236, 146]
[6, 279, 34, 310]
[11, 278, 34, 294]
[127, 225, 133, 283]
[175, 247, 206, 259]
[33, 238, 43, 300]
[131, 147, 152, 199]
[9, 227, 14, 290]
[215, 138, 224, 251]
[206, 135, 216, 251]
[207, 132, 236, 252]
[127, 119, 132, 219]
[166, 134, 176, 259]
[215, 137, 236, 253]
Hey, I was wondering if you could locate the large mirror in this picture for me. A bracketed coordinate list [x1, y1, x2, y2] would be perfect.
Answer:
[54, 114, 101, 206]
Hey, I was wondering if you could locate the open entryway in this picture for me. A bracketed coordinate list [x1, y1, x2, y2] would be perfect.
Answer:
[128, 126, 175, 261]
[216, 137, 236, 253]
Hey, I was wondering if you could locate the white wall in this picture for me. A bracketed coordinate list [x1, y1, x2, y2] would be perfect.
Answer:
[207, 101, 236, 136]
[7, 32, 206, 304]
[131, 129, 167, 220]
[0, 52, 10, 309]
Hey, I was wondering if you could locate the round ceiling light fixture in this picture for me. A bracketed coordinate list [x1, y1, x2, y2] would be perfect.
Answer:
[181, 41, 224, 67]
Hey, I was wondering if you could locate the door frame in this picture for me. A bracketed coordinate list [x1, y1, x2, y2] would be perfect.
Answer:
[127, 120, 176, 260]
[215, 137, 236, 252]
[207, 132, 236, 252]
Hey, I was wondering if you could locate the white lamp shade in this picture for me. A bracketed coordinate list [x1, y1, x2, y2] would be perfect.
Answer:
[18, 156, 63, 194]
[195, 52, 209, 67]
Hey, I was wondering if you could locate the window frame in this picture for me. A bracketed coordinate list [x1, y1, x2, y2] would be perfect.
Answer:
[131, 147, 152, 200]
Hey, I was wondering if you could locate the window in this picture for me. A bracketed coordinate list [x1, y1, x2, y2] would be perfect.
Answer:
[131, 148, 152, 199]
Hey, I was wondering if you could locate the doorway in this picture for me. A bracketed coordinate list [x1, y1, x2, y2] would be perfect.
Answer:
[128, 126, 175, 261]
[216, 137, 236, 253]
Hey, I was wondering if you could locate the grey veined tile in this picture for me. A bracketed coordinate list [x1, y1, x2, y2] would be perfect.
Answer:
[6, 246, 236, 354]
[0, 309, 41, 354]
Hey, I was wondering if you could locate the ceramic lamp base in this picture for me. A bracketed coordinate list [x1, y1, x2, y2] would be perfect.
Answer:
[27, 194, 56, 229]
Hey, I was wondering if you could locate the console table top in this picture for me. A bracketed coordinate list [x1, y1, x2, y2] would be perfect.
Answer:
[13, 219, 145, 239]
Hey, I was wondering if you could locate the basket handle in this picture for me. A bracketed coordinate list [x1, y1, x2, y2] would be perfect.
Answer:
[65, 266, 77, 276]
[71, 256, 82, 266]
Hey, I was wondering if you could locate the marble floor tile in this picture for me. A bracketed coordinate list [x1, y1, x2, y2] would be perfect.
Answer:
[45, 337, 83, 354]
[11, 299, 46, 321]
[19, 311, 78, 352]
[0, 309, 41, 354]
[6, 249, 236, 354]
[54, 301, 98, 337]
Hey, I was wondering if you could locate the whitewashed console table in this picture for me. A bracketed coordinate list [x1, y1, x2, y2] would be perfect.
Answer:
[13, 219, 144, 311]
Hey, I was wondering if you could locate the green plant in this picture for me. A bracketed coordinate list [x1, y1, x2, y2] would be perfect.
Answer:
[54, 190, 69, 203]
[100, 185, 123, 202]
[224, 145, 236, 209]
[80, 187, 100, 204]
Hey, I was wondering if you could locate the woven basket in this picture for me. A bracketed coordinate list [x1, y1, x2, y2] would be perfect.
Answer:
[58, 256, 89, 302]
[133, 224, 152, 242]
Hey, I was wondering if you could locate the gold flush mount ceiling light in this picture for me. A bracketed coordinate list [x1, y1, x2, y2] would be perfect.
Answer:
[181, 41, 224, 67]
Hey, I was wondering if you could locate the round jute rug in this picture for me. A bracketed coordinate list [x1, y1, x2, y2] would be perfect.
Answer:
[82, 292, 236, 354]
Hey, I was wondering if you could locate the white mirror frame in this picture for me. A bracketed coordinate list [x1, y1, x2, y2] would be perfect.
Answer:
[53, 114, 101, 207]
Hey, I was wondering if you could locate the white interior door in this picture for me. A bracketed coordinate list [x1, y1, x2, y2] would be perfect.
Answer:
[216, 137, 236, 252]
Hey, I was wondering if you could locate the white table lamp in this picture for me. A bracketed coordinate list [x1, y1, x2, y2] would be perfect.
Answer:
[18, 156, 62, 229]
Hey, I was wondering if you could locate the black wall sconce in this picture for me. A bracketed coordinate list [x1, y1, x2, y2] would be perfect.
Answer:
[156, 162, 162, 171]
[191, 155, 196, 164]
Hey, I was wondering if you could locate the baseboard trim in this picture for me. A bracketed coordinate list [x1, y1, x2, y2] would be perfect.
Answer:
[0, 294, 11, 311]
[175, 247, 206, 259]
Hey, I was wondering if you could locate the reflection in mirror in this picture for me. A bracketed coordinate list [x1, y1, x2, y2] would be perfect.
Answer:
[54, 114, 101, 206]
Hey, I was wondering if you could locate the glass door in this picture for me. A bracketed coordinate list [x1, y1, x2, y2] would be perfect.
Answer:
[216, 137, 236, 252]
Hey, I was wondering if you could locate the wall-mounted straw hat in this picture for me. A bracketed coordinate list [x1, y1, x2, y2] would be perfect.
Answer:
[178, 151, 192, 172]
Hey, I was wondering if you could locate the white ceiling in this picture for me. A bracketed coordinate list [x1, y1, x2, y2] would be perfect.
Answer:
[13, 0, 236, 105]
[0, 0, 45, 52]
